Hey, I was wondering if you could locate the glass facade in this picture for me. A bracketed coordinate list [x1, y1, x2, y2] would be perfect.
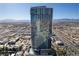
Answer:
[31, 6, 53, 55]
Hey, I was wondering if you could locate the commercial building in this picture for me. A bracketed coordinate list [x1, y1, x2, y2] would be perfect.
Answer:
[31, 6, 53, 55]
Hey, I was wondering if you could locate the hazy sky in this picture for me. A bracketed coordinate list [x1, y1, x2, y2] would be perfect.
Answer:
[0, 3, 79, 20]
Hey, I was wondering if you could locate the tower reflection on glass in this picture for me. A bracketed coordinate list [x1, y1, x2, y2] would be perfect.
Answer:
[31, 6, 53, 55]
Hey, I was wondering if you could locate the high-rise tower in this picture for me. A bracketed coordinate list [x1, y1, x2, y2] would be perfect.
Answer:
[31, 6, 53, 55]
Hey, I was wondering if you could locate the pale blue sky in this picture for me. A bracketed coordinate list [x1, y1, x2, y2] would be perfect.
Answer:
[0, 3, 79, 20]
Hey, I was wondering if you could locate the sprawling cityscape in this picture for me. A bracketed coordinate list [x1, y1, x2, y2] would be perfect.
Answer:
[0, 3, 78, 56]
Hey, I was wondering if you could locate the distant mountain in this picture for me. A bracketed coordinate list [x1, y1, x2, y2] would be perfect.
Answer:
[1, 19, 79, 23]
[0, 19, 30, 23]
[54, 19, 79, 23]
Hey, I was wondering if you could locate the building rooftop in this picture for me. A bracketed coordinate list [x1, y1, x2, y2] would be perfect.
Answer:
[31, 6, 46, 9]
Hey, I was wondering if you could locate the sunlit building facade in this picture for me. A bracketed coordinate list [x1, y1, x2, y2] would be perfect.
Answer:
[31, 6, 53, 55]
